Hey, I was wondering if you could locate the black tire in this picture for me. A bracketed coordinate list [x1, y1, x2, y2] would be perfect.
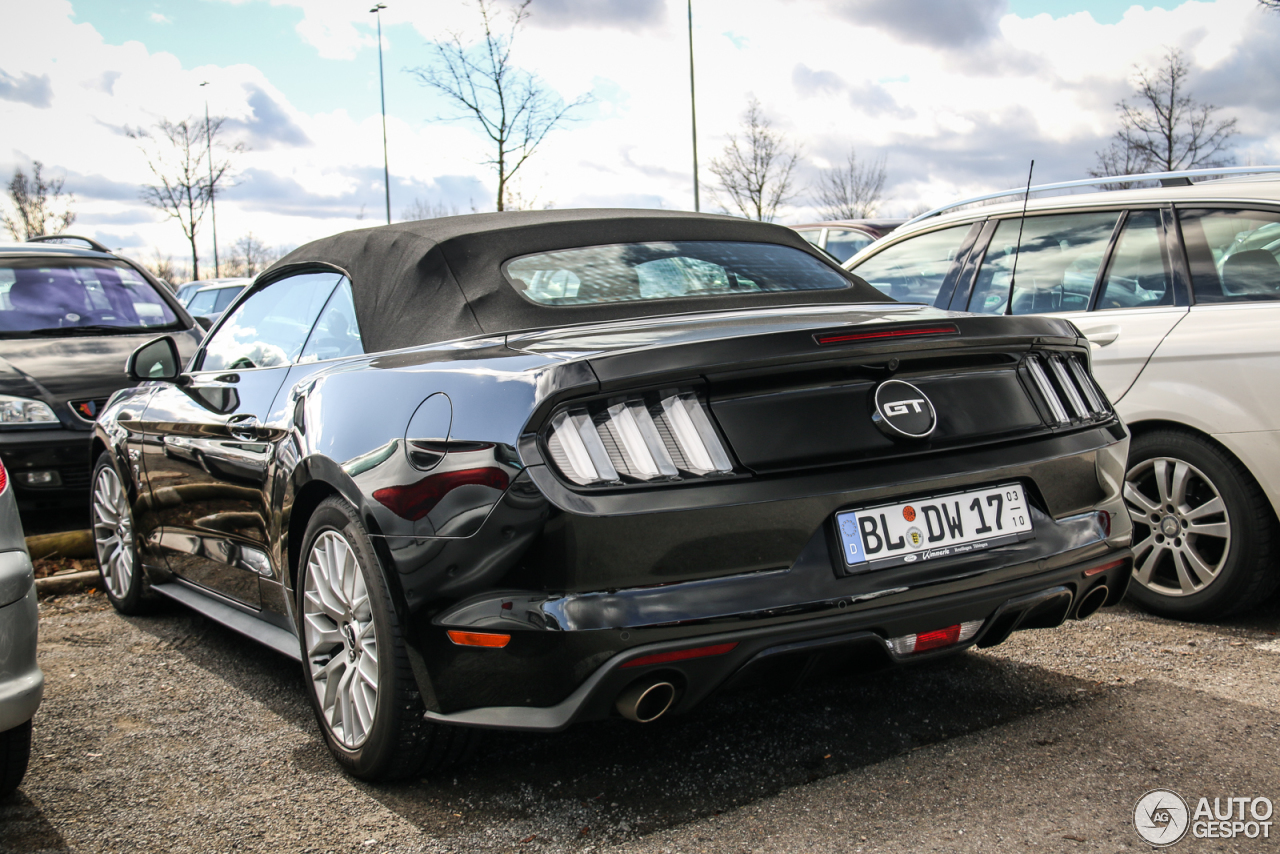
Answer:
[296, 496, 479, 781]
[0, 720, 32, 799]
[90, 452, 152, 615]
[1124, 429, 1280, 620]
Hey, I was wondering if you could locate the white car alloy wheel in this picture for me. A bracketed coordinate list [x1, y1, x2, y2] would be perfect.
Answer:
[303, 530, 380, 750]
[1124, 456, 1231, 597]
[92, 463, 135, 600]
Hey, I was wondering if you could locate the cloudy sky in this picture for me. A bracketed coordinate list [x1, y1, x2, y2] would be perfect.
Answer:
[2, 0, 1278, 272]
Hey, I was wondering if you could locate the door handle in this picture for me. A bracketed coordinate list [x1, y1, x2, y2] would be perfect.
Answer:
[227, 414, 261, 441]
[1080, 325, 1120, 347]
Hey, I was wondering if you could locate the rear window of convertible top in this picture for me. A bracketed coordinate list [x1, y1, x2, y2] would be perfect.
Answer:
[503, 240, 852, 306]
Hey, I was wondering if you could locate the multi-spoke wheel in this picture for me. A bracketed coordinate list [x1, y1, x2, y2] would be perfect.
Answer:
[1123, 430, 1278, 620]
[303, 530, 379, 750]
[296, 497, 480, 781]
[92, 452, 149, 613]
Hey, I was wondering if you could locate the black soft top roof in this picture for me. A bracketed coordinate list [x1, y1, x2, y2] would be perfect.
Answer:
[271, 208, 889, 353]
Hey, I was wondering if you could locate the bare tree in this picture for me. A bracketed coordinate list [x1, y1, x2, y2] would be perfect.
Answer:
[2, 162, 76, 241]
[146, 248, 182, 287]
[815, 147, 887, 220]
[401, 197, 461, 221]
[409, 0, 590, 212]
[128, 117, 243, 280]
[1091, 48, 1236, 180]
[227, 232, 278, 277]
[707, 98, 801, 222]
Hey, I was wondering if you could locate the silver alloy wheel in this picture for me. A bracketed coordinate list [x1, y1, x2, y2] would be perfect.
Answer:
[92, 464, 134, 600]
[303, 530, 379, 749]
[1124, 456, 1232, 597]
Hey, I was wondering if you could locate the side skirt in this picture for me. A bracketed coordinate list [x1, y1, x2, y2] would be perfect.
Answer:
[152, 581, 302, 661]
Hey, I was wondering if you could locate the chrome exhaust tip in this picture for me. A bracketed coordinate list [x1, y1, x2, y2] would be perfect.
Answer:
[1074, 584, 1109, 620]
[615, 678, 677, 723]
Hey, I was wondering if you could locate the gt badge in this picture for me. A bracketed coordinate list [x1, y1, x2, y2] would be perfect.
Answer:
[871, 380, 937, 441]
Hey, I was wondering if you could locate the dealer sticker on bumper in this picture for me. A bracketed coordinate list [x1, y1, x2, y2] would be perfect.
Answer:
[835, 483, 1034, 572]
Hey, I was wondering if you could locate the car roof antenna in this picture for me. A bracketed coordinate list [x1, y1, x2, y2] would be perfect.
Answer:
[1005, 159, 1035, 316]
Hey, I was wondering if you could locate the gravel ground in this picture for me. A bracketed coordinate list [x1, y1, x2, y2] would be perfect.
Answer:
[3, 590, 1278, 854]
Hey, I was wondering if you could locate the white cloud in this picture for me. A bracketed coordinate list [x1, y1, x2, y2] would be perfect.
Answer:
[2, 0, 1277, 270]
[149, 12, 171, 24]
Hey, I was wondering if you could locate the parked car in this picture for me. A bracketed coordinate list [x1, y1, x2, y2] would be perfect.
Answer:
[793, 219, 905, 263]
[174, 276, 247, 307]
[94, 210, 1131, 781]
[0, 238, 203, 512]
[0, 455, 41, 799]
[183, 279, 250, 325]
[845, 167, 1280, 620]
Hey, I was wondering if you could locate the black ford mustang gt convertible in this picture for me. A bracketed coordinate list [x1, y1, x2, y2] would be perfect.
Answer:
[92, 210, 1132, 780]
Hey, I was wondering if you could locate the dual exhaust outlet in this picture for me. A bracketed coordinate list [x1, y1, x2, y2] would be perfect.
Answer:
[615, 582, 1110, 723]
[615, 676, 677, 723]
[1073, 583, 1109, 620]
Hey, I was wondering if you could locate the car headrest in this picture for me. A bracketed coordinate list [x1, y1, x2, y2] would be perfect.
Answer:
[1221, 249, 1280, 296]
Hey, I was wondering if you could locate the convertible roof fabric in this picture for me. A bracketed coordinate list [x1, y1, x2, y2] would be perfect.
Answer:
[272, 209, 889, 353]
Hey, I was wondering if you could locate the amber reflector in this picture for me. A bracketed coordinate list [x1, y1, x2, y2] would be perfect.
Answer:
[447, 630, 511, 648]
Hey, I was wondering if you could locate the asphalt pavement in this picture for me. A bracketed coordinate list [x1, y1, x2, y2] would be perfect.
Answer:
[2, 590, 1277, 853]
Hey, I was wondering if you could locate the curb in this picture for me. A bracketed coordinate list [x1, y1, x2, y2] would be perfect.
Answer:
[35, 570, 99, 597]
[27, 529, 94, 560]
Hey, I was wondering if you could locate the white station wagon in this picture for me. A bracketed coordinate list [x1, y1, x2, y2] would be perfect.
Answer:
[846, 167, 1280, 620]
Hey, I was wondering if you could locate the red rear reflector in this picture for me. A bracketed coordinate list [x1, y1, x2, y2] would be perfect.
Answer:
[620, 642, 738, 669]
[814, 324, 959, 346]
[912, 624, 962, 653]
[1084, 558, 1126, 577]
[447, 630, 511, 648]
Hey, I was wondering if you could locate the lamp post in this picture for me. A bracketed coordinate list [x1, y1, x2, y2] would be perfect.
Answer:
[200, 81, 220, 277]
[371, 3, 391, 225]
[687, 0, 699, 212]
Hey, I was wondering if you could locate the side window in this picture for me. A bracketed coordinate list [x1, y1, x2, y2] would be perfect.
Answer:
[848, 225, 971, 304]
[186, 289, 217, 316]
[1178, 209, 1280, 303]
[823, 228, 874, 263]
[968, 212, 1118, 315]
[1095, 211, 1172, 310]
[795, 229, 823, 248]
[200, 272, 341, 372]
[299, 278, 364, 363]
[213, 286, 243, 313]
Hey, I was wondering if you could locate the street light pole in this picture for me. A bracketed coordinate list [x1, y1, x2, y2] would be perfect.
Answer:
[687, 0, 699, 212]
[371, 3, 391, 225]
[200, 81, 220, 277]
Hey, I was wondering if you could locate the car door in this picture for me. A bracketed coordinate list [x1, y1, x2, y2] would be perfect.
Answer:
[135, 270, 343, 607]
[962, 208, 1188, 403]
[1134, 206, 1280, 464]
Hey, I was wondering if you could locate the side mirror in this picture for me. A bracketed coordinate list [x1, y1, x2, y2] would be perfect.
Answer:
[194, 315, 213, 332]
[126, 336, 183, 382]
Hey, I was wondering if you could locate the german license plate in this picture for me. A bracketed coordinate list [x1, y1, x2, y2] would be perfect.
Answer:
[834, 483, 1034, 572]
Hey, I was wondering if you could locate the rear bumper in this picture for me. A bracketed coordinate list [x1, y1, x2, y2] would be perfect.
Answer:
[0, 582, 44, 733]
[0, 426, 94, 501]
[425, 550, 1130, 731]
[395, 421, 1130, 720]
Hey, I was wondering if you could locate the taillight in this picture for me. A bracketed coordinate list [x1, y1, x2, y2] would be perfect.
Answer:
[0, 457, 7, 494]
[544, 389, 735, 486]
[886, 620, 983, 655]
